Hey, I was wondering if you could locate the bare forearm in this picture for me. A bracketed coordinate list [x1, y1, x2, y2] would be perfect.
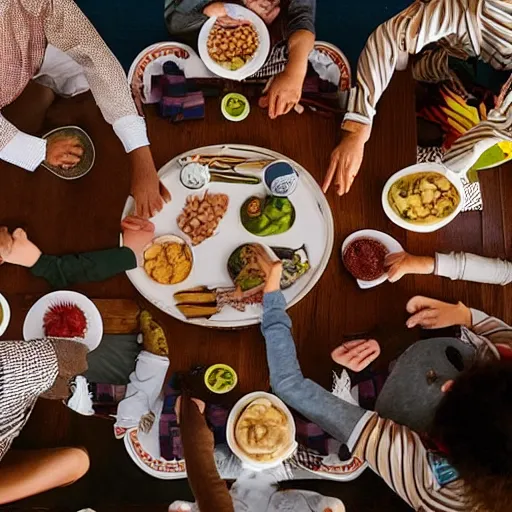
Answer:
[286, 30, 315, 78]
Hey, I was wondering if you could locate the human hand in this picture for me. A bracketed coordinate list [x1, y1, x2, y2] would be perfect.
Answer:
[259, 70, 304, 119]
[216, 15, 251, 28]
[322, 131, 366, 196]
[0, 227, 13, 264]
[331, 339, 381, 372]
[45, 136, 84, 169]
[385, 252, 435, 283]
[121, 216, 155, 265]
[130, 147, 171, 219]
[244, 0, 280, 24]
[203, 1, 228, 17]
[251, 244, 283, 293]
[406, 296, 472, 329]
[0, 228, 41, 267]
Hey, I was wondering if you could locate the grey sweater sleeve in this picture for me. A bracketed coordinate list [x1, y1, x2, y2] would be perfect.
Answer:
[261, 291, 369, 446]
[287, 0, 316, 36]
[435, 252, 512, 285]
[165, 0, 209, 37]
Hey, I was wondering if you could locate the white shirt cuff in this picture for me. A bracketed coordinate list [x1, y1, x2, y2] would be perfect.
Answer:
[112, 115, 150, 153]
[434, 252, 457, 279]
[347, 410, 375, 451]
[343, 112, 373, 126]
[470, 308, 488, 326]
[0, 131, 46, 172]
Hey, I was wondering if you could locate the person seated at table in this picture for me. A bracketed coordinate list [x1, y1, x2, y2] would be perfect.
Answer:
[0, 336, 89, 504]
[385, 249, 512, 286]
[0, 216, 154, 288]
[258, 247, 512, 512]
[1, 0, 170, 218]
[322, 0, 512, 196]
[164, 0, 315, 119]
[169, 393, 346, 512]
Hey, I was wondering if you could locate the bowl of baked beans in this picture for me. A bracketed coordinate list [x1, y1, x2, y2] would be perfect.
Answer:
[198, 4, 270, 80]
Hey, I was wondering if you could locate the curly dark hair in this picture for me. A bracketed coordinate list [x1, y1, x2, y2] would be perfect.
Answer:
[432, 359, 512, 512]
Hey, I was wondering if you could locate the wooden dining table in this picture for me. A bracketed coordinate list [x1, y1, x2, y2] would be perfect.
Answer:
[1, 71, 511, 511]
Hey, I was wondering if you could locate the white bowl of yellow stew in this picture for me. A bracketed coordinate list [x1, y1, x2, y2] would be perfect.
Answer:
[0, 293, 11, 337]
[382, 163, 464, 233]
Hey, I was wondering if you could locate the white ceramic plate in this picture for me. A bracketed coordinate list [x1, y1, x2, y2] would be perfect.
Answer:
[127, 42, 212, 104]
[124, 429, 187, 480]
[226, 391, 298, 471]
[341, 229, 403, 290]
[0, 293, 11, 337]
[23, 291, 103, 352]
[382, 162, 465, 233]
[122, 144, 334, 328]
[198, 5, 270, 80]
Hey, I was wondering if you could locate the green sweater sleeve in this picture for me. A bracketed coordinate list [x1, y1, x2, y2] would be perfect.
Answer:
[30, 247, 137, 289]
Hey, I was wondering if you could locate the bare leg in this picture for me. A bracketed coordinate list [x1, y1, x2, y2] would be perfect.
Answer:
[2, 81, 55, 135]
[0, 447, 89, 505]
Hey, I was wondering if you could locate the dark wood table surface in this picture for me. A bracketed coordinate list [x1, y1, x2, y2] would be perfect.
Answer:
[1, 71, 511, 511]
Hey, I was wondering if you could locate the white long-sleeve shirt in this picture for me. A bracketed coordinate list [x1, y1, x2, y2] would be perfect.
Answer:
[435, 251, 512, 285]
[0, 0, 149, 171]
[346, 0, 512, 173]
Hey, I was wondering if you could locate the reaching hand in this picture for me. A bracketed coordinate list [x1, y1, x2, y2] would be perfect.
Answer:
[385, 252, 435, 283]
[406, 296, 472, 330]
[203, 1, 228, 17]
[322, 132, 366, 196]
[130, 147, 171, 219]
[259, 70, 304, 119]
[331, 339, 381, 372]
[252, 245, 282, 293]
[45, 136, 84, 169]
[244, 0, 280, 24]
[216, 15, 251, 28]
[121, 216, 155, 264]
[0, 228, 41, 267]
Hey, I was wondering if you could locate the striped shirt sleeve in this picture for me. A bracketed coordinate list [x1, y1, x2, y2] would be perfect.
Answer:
[352, 414, 469, 512]
[470, 311, 512, 355]
[344, 0, 466, 126]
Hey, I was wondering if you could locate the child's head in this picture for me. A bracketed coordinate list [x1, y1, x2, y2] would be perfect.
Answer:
[433, 359, 512, 512]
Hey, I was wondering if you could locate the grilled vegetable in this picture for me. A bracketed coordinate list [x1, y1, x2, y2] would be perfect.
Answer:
[176, 304, 219, 319]
[174, 290, 217, 305]
[209, 171, 261, 185]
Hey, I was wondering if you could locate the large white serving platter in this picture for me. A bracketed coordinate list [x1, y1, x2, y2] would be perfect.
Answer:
[122, 144, 334, 328]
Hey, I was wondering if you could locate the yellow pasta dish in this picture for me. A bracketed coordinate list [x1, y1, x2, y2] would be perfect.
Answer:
[388, 172, 460, 225]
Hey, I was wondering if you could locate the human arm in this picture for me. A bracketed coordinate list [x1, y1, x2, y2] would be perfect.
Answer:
[0, 114, 84, 171]
[0, 217, 153, 288]
[404, 295, 512, 359]
[261, 260, 372, 447]
[352, 414, 468, 511]
[260, 30, 315, 118]
[44, 0, 168, 217]
[176, 395, 234, 512]
[165, 0, 209, 37]
[386, 251, 512, 286]
[323, 0, 466, 195]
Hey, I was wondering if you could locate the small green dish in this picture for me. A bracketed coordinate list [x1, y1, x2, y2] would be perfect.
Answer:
[204, 363, 238, 394]
[221, 93, 250, 122]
